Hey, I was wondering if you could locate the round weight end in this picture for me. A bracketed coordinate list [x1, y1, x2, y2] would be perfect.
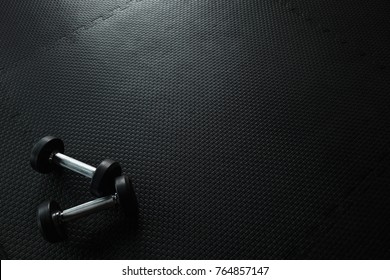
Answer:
[30, 136, 64, 173]
[115, 175, 138, 218]
[91, 159, 122, 197]
[37, 200, 67, 243]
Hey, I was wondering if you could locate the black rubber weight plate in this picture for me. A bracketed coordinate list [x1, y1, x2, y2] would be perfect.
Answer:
[0, 0, 389, 259]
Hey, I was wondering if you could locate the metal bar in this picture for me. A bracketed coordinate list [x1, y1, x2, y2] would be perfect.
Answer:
[53, 152, 96, 178]
[60, 195, 117, 223]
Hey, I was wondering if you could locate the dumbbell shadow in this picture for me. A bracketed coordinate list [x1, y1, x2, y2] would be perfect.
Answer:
[67, 209, 139, 247]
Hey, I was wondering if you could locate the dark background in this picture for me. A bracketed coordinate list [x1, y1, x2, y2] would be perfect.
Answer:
[0, 0, 389, 259]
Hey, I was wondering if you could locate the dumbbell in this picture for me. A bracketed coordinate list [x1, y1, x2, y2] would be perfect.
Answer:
[30, 136, 122, 197]
[37, 175, 138, 242]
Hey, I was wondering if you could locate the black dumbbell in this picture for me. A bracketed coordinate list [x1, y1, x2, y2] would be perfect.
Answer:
[30, 136, 122, 197]
[37, 175, 138, 243]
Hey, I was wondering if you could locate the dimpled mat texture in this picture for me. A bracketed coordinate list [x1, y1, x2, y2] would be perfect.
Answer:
[0, 0, 389, 259]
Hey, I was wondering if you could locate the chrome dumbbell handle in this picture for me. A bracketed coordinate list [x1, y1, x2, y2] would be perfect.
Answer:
[52, 152, 96, 179]
[56, 194, 118, 223]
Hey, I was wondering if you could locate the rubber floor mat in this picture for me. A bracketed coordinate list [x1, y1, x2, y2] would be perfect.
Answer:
[0, 0, 389, 259]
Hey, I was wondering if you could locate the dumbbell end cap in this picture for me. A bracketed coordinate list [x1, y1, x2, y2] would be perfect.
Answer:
[115, 175, 138, 218]
[37, 200, 67, 243]
[30, 136, 64, 173]
[91, 159, 122, 197]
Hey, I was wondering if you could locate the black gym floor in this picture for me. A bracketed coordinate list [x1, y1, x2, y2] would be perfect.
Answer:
[0, 0, 389, 259]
